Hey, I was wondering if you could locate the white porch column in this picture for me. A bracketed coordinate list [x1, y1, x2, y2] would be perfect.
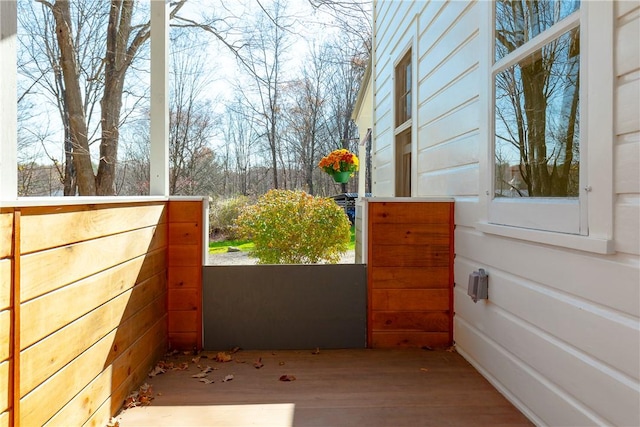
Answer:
[149, 0, 169, 196]
[0, 1, 17, 202]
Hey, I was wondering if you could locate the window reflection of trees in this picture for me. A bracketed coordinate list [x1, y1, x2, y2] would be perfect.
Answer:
[494, 1, 580, 198]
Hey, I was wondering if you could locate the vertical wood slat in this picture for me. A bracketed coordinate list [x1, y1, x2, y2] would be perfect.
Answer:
[167, 200, 204, 350]
[11, 211, 19, 427]
[367, 201, 454, 348]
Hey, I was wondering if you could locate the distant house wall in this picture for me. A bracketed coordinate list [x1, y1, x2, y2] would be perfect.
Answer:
[371, 1, 639, 426]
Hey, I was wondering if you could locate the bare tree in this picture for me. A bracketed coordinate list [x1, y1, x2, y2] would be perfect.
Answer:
[25, 0, 188, 196]
[494, 0, 580, 197]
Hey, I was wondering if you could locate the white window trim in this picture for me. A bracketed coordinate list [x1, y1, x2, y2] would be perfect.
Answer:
[392, 21, 417, 197]
[478, 1, 614, 255]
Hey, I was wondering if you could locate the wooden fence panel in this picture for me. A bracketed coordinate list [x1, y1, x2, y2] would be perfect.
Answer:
[0, 201, 172, 427]
[0, 209, 13, 426]
[367, 200, 454, 348]
[167, 200, 204, 350]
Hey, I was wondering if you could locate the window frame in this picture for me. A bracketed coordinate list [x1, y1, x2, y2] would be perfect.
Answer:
[478, 1, 614, 254]
[393, 45, 414, 197]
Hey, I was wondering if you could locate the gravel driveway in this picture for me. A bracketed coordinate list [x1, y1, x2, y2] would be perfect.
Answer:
[207, 249, 356, 265]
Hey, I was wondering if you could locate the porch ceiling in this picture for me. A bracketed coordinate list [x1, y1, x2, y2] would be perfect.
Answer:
[116, 348, 533, 426]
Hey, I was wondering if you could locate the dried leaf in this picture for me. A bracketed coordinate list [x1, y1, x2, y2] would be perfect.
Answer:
[311, 347, 320, 355]
[199, 378, 215, 384]
[202, 366, 214, 374]
[175, 362, 189, 371]
[124, 383, 154, 409]
[445, 345, 457, 353]
[253, 358, 264, 369]
[192, 356, 201, 364]
[420, 368, 429, 372]
[421, 346, 434, 351]
[278, 361, 285, 366]
[279, 375, 296, 382]
[230, 346, 242, 354]
[215, 352, 233, 363]
[191, 372, 208, 378]
[223, 374, 234, 382]
[148, 365, 166, 378]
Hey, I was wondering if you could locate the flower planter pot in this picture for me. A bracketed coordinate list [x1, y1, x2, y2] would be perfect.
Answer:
[332, 171, 351, 183]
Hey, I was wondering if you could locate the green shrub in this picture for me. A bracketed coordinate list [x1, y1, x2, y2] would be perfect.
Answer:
[235, 189, 351, 264]
[209, 195, 250, 240]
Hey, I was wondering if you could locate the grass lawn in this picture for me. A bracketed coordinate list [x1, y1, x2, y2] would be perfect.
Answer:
[209, 226, 356, 254]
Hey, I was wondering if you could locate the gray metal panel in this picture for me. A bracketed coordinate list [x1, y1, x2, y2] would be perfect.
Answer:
[203, 264, 367, 350]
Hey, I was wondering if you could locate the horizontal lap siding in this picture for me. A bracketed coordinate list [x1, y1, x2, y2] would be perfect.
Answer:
[0, 210, 12, 426]
[15, 202, 168, 427]
[167, 200, 204, 350]
[367, 202, 453, 348]
[373, 1, 640, 425]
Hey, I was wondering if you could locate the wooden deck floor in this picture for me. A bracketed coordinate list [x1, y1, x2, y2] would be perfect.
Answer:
[116, 348, 533, 427]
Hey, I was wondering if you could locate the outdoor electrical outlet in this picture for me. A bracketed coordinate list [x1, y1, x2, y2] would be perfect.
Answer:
[467, 268, 488, 303]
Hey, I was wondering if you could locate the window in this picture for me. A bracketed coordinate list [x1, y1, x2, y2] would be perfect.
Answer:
[483, 1, 614, 253]
[395, 49, 412, 197]
[395, 50, 412, 126]
[490, 0, 583, 234]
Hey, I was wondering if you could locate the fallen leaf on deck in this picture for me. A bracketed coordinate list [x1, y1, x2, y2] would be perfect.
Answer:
[202, 366, 214, 374]
[223, 374, 234, 382]
[279, 375, 296, 382]
[124, 383, 154, 409]
[420, 368, 429, 372]
[191, 372, 208, 378]
[199, 378, 215, 384]
[175, 362, 189, 371]
[421, 346, 434, 351]
[311, 347, 320, 355]
[215, 352, 233, 363]
[230, 346, 242, 354]
[254, 358, 264, 369]
[445, 346, 457, 353]
[148, 365, 166, 378]
[279, 361, 285, 366]
[192, 356, 201, 363]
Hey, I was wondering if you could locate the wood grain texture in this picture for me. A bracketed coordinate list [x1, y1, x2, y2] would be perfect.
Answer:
[367, 201, 454, 348]
[0, 410, 7, 427]
[19, 203, 166, 254]
[0, 261, 9, 311]
[20, 249, 164, 349]
[369, 266, 449, 289]
[0, 311, 9, 362]
[167, 200, 204, 350]
[168, 201, 203, 222]
[168, 266, 200, 289]
[372, 311, 450, 332]
[370, 222, 451, 245]
[372, 289, 450, 311]
[370, 244, 450, 267]
[0, 212, 12, 259]
[20, 225, 166, 302]
[370, 331, 451, 348]
[20, 274, 165, 396]
[168, 222, 201, 246]
[369, 202, 452, 224]
[20, 301, 166, 427]
[168, 332, 199, 350]
[0, 361, 7, 413]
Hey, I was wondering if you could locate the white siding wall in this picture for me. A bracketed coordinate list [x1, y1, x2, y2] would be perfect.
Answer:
[372, 1, 640, 426]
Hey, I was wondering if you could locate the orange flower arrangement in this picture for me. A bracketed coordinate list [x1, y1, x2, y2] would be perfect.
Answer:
[318, 149, 359, 176]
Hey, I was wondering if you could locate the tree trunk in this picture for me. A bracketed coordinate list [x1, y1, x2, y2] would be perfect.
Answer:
[51, 1, 96, 195]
